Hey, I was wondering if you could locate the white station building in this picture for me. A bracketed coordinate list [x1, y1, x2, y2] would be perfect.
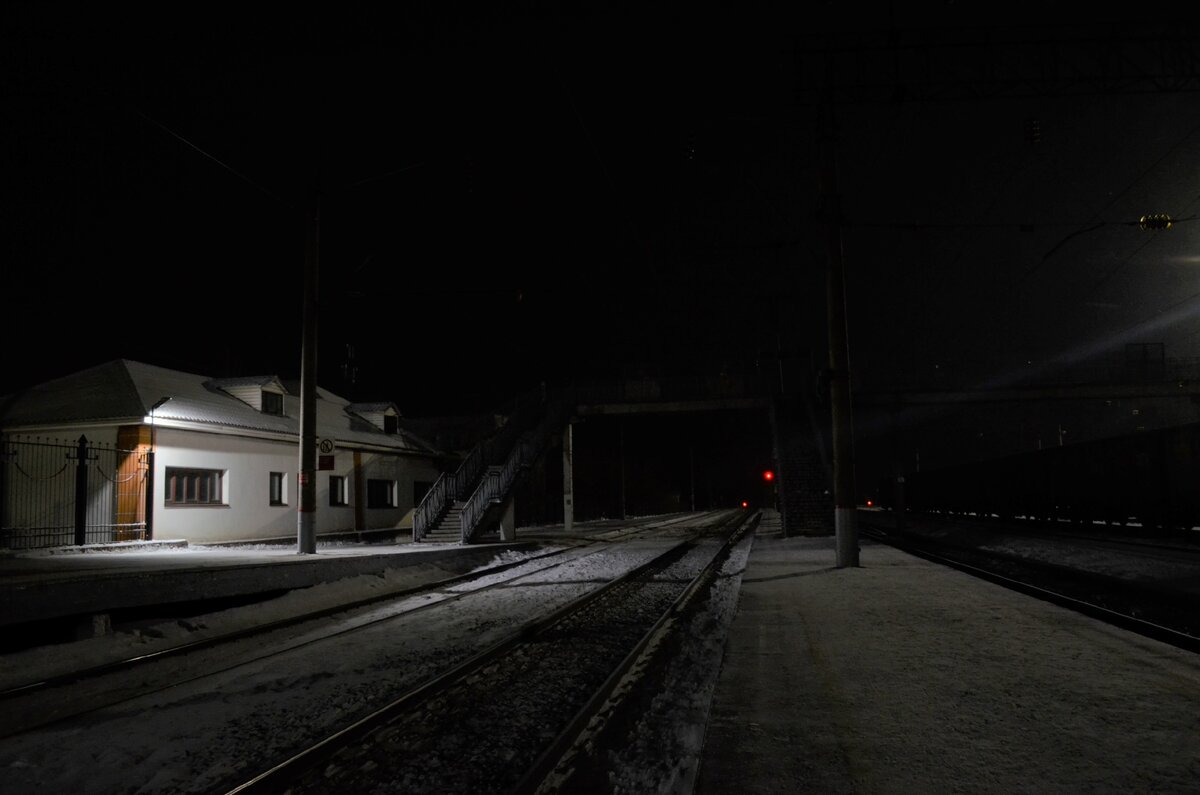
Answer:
[0, 360, 449, 546]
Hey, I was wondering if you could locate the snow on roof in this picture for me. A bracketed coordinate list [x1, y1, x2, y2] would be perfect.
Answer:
[346, 402, 400, 415]
[205, 375, 289, 392]
[0, 360, 444, 456]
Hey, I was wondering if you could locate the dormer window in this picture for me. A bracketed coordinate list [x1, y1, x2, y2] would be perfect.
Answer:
[206, 375, 290, 414]
[346, 401, 402, 434]
[262, 391, 284, 416]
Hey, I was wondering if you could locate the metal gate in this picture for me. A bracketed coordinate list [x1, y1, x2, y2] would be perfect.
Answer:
[0, 433, 151, 549]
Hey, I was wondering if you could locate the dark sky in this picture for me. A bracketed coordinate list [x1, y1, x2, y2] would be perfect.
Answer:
[5, 3, 1200, 428]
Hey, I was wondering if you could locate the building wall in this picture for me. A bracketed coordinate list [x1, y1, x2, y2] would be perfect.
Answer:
[153, 427, 441, 543]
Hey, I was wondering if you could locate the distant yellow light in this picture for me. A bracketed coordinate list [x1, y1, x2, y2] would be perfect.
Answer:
[1139, 213, 1173, 230]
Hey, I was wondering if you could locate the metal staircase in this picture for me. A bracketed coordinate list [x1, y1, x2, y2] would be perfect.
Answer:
[413, 387, 562, 543]
[421, 500, 465, 542]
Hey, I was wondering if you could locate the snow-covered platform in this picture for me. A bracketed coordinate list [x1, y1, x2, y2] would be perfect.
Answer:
[695, 535, 1200, 793]
[0, 538, 539, 630]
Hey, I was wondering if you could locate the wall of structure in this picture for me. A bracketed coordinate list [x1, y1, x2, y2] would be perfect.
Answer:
[153, 427, 441, 543]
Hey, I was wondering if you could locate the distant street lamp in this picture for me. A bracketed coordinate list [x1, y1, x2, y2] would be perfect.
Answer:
[1138, 213, 1174, 230]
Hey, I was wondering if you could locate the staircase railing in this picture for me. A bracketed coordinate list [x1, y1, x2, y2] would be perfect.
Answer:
[413, 470, 452, 541]
[451, 443, 486, 500]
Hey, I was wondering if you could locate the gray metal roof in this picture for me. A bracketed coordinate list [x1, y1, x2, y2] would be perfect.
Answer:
[0, 360, 444, 456]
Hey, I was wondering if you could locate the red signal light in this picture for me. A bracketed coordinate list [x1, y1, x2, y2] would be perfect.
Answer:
[741, 500, 748, 508]
[866, 499, 874, 507]
[762, 470, 775, 482]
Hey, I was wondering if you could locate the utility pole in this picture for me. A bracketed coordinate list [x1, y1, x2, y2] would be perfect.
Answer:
[817, 53, 860, 568]
[689, 443, 695, 512]
[619, 420, 627, 520]
[297, 194, 320, 554]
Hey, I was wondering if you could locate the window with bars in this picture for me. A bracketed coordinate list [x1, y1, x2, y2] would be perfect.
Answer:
[166, 467, 225, 506]
[329, 475, 348, 507]
[269, 471, 287, 505]
[367, 478, 396, 509]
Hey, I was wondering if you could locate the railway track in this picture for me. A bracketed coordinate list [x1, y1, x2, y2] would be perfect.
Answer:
[881, 509, 1200, 556]
[224, 509, 757, 794]
[859, 517, 1200, 654]
[0, 511, 752, 794]
[0, 512, 703, 704]
[0, 512, 718, 738]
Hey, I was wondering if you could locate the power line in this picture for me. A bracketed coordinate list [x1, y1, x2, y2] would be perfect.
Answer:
[343, 160, 426, 191]
[932, 114, 1200, 381]
[132, 107, 295, 211]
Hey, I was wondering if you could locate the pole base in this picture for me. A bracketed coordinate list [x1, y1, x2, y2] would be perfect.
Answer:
[835, 507, 859, 568]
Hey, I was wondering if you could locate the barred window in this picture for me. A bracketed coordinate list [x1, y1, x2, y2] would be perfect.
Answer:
[269, 471, 287, 506]
[329, 475, 348, 507]
[367, 478, 396, 509]
[166, 467, 224, 506]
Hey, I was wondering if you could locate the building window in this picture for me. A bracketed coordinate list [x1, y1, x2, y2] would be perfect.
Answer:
[166, 467, 224, 506]
[262, 391, 284, 416]
[329, 475, 348, 507]
[384, 414, 398, 435]
[269, 471, 287, 506]
[367, 478, 396, 508]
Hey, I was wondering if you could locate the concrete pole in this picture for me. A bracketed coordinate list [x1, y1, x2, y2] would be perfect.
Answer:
[562, 422, 574, 531]
[689, 443, 695, 512]
[818, 54, 859, 567]
[619, 420, 627, 519]
[297, 196, 319, 554]
[499, 497, 516, 542]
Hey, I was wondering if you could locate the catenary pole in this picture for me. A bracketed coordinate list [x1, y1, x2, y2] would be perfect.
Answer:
[297, 194, 320, 554]
[817, 52, 860, 567]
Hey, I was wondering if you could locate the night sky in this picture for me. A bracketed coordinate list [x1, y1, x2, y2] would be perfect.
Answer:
[5, 4, 1200, 487]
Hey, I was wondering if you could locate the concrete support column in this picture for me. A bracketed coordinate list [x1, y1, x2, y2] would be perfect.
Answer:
[562, 423, 574, 532]
[499, 497, 516, 542]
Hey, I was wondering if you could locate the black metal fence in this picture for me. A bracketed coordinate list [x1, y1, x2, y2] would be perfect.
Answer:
[0, 433, 152, 550]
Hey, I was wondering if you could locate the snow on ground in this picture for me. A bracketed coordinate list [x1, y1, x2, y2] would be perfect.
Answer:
[600, 528, 756, 794]
[0, 543, 563, 690]
[695, 534, 1200, 794]
[0, 532, 710, 794]
[16, 508, 1192, 794]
